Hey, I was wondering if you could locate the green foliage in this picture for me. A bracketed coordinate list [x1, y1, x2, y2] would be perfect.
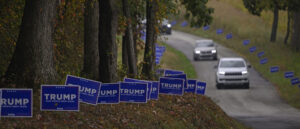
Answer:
[287, 0, 300, 12]
[0, 0, 25, 77]
[181, 0, 214, 27]
[242, 0, 264, 16]
[243, 0, 288, 16]
[54, 0, 85, 81]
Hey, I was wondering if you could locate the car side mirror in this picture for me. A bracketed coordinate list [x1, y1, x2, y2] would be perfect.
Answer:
[247, 65, 251, 68]
[214, 65, 218, 69]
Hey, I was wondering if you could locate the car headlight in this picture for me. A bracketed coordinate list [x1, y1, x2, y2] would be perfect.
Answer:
[211, 50, 217, 53]
[195, 50, 200, 54]
[242, 71, 248, 74]
[167, 24, 171, 28]
[218, 71, 225, 75]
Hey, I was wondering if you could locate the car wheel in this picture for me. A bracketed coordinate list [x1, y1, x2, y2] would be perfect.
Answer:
[214, 55, 218, 60]
[216, 83, 222, 89]
[193, 56, 197, 61]
[244, 82, 250, 89]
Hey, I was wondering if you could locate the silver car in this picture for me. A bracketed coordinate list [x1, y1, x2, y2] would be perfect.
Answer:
[193, 40, 217, 61]
[215, 57, 250, 89]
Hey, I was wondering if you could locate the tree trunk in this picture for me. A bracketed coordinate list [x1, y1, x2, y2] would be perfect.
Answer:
[284, 9, 291, 44]
[82, 0, 99, 80]
[291, 12, 300, 51]
[122, 0, 138, 78]
[99, 0, 118, 83]
[122, 35, 129, 70]
[270, 5, 279, 42]
[142, 0, 158, 79]
[2, 0, 58, 88]
[132, 24, 138, 59]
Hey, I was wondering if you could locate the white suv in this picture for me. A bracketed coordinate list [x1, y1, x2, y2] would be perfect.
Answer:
[215, 57, 250, 89]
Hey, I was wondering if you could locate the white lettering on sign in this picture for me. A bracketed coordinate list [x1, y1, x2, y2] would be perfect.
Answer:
[80, 87, 97, 94]
[187, 84, 195, 88]
[152, 87, 157, 92]
[197, 86, 205, 90]
[1, 98, 29, 106]
[44, 94, 77, 100]
[100, 90, 118, 96]
[161, 83, 182, 89]
[120, 89, 145, 95]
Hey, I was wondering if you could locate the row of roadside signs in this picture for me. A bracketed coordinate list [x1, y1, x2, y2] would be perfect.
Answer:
[155, 44, 166, 64]
[0, 70, 206, 118]
[242, 39, 299, 86]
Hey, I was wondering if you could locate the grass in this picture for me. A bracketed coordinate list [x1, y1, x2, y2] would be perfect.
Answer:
[0, 39, 247, 129]
[159, 42, 197, 79]
[173, 0, 300, 109]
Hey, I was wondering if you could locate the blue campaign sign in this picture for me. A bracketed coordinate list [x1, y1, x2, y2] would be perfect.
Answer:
[156, 46, 166, 52]
[249, 46, 257, 53]
[65, 75, 101, 105]
[203, 25, 210, 31]
[243, 40, 250, 46]
[98, 83, 120, 104]
[156, 60, 160, 64]
[260, 58, 268, 64]
[120, 82, 147, 103]
[181, 21, 188, 27]
[216, 29, 223, 34]
[291, 78, 300, 85]
[141, 35, 146, 41]
[257, 51, 265, 58]
[156, 52, 163, 57]
[165, 74, 187, 90]
[124, 78, 152, 100]
[41, 85, 79, 111]
[196, 82, 206, 95]
[156, 49, 164, 54]
[151, 82, 159, 100]
[171, 20, 177, 26]
[156, 55, 163, 59]
[0, 89, 32, 117]
[226, 33, 233, 39]
[155, 60, 160, 65]
[185, 80, 196, 93]
[270, 66, 279, 73]
[164, 69, 184, 76]
[159, 77, 184, 95]
[284, 72, 294, 78]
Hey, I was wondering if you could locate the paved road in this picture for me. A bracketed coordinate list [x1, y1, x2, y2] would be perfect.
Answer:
[163, 31, 300, 129]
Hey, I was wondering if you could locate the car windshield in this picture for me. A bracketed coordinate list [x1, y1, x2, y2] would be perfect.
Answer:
[196, 42, 214, 47]
[220, 60, 245, 68]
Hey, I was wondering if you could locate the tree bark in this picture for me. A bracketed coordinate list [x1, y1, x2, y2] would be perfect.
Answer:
[2, 0, 58, 88]
[122, 35, 129, 70]
[291, 12, 300, 51]
[122, 0, 137, 78]
[82, 0, 99, 80]
[132, 24, 138, 59]
[270, 5, 279, 42]
[142, 0, 158, 79]
[99, 0, 118, 83]
[284, 9, 291, 44]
